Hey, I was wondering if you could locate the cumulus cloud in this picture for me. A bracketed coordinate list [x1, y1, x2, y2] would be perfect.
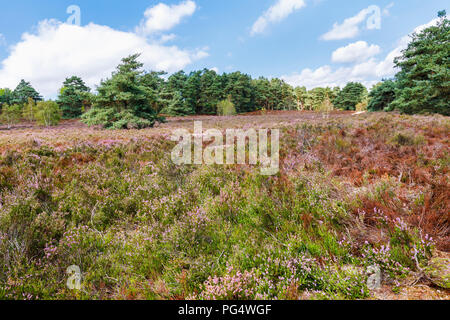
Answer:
[137, 0, 196, 35]
[0, 2, 207, 98]
[251, 0, 306, 36]
[332, 41, 381, 63]
[282, 18, 439, 89]
[321, 5, 381, 41]
[281, 65, 380, 90]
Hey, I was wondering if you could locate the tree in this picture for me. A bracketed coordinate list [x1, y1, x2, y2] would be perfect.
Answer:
[0, 104, 22, 129]
[253, 77, 273, 110]
[0, 88, 14, 110]
[293, 86, 308, 110]
[161, 71, 195, 115]
[160, 90, 193, 116]
[200, 69, 224, 114]
[35, 101, 62, 126]
[368, 80, 397, 112]
[58, 76, 91, 119]
[390, 11, 449, 115]
[225, 72, 255, 113]
[82, 54, 163, 129]
[22, 97, 38, 122]
[12, 80, 42, 105]
[141, 71, 166, 113]
[333, 82, 367, 110]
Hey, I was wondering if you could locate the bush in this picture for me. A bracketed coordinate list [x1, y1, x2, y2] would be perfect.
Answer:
[81, 108, 155, 129]
[217, 97, 236, 116]
[355, 99, 368, 112]
[0, 104, 22, 129]
[35, 101, 62, 126]
[22, 98, 38, 122]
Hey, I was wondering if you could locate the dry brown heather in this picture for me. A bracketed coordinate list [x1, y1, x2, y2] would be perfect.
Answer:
[0, 110, 448, 300]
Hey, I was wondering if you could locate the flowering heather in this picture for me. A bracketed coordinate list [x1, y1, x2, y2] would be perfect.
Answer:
[0, 112, 448, 300]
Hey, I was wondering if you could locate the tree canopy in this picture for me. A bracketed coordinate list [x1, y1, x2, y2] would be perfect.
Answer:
[368, 80, 397, 112]
[333, 82, 367, 111]
[11, 80, 42, 105]
[58, 76, 91, 119]
[81, 54, 163, 129]
[390, 11, 449, 115]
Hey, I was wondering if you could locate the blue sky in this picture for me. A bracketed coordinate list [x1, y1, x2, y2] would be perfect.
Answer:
[0, 0, 448, 97]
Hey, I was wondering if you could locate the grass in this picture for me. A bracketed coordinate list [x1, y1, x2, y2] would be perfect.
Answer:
[0, 111, 448, 300]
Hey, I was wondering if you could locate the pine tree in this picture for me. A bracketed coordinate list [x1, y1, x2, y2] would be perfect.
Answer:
[391, 11, 449, 115]
[368, 80, 396, 112]
[12, 80, 42, 105]
[333, 82, 367, 111]
[58, 76, 91, 119]
[82, 54, 163, 129]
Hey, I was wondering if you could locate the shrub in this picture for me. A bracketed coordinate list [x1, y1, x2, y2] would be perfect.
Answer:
[22, 98, 38, 122]
[81, 108, 154, 129]
[355, 99, 368, 112]
[35, 101, 62, 126]
[0, 104, 22, 129]
[217, 97, 236, 116]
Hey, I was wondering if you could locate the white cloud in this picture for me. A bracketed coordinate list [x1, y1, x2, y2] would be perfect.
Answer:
[283, 18, 439, 89]
[321, 5, 380, 41]
[251, 0, 306, 35]
[281, 65, 380, 90]
[137, 0, 196, 35]
[332, 41, 381, 63]
[159, 33, 177, 43]
[0, 2, 207, 98]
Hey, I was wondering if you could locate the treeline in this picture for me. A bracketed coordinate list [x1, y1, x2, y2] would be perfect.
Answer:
[0, 11, 448, 129]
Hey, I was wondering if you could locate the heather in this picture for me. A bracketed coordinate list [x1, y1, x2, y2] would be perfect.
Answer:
[0, 111, 448, 300]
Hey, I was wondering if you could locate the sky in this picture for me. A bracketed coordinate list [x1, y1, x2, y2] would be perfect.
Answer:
[0, 0, 447, 98]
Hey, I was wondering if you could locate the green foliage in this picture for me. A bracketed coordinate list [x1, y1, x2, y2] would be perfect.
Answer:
[0, 88, 14, 110]
[368, 80, 397, 112]
[333, 82, 367, 111]
[81, 107, 155, 129]
[308, 87, 337, 111]
[11, 80, 42, 105]
[58, 76, 91, 119]
[161, 91, 193, 116]
[22, 98, 38, 122]
[35, 101, 62, 127]
[355, 99, 368, 112]
[81, 54, 162, 129]
[0, 104, 22, 128]
[293, 86, 308, 110]
[391, 12, 450, 115]
[217, 96, 236, 116]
